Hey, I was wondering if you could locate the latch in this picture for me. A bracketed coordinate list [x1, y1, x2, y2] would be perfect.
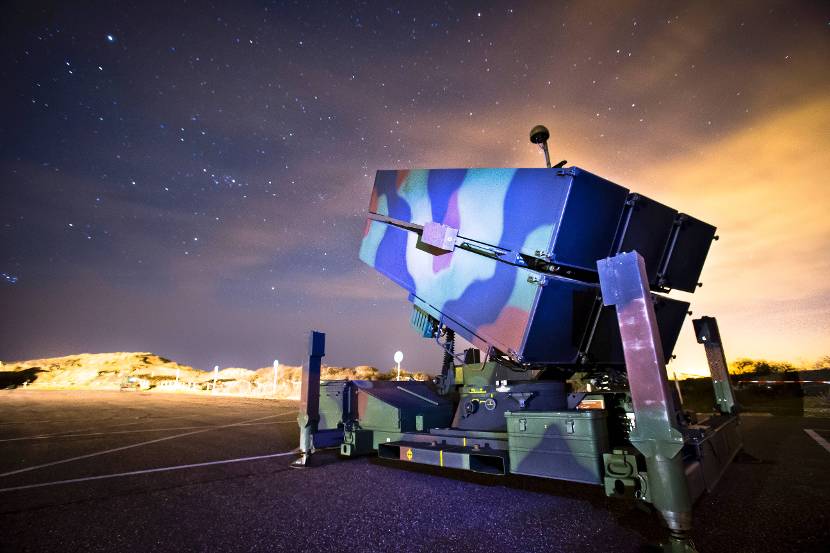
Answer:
[527, 275, 548, 286]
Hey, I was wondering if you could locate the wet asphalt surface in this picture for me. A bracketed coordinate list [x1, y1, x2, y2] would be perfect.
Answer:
[0, 390, 827, 553]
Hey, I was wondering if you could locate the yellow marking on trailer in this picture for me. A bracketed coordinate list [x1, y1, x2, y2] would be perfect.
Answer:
[468, 387, 487, 394]
[463, 437, 467, 447]
[406, 448, 413, 461]
[439, 450, 444, 467]
[577, 398, 606, 410]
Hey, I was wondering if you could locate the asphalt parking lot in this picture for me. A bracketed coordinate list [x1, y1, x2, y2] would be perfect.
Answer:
[1, 390, 828, 553]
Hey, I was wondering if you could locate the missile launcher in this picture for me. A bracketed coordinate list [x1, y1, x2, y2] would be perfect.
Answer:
[294, 126, 741, 552]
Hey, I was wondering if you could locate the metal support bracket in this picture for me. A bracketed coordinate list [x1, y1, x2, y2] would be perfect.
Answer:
[693, 316, 739, 415]
[597, 251, 693, 535]
[292, 330, 326, 468]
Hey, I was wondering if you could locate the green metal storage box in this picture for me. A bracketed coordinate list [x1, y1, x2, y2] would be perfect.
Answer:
[318, 381, 350, 430]
[505, 410, 610, 484]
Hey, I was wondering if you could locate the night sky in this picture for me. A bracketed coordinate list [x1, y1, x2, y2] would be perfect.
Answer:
[2, 1, 828, 375]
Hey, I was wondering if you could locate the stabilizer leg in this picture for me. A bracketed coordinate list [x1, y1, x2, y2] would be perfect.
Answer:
[597, 252, 696, 551]
[692, 316, 738, 415]
[292, 331, 326, 468]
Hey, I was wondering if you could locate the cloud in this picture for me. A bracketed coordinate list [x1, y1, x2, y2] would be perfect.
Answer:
[639, 96, 830, 373]
[290, 266, 407, 302]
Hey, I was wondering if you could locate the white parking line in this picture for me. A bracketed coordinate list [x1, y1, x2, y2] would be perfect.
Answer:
[0, 449, 299, 493]
[804, 429, 830, 454]
[0, 411, 297, 443]
[0, 415, 200, 437]
[0, 419, 297, 442]
[0, 410, 296, 479]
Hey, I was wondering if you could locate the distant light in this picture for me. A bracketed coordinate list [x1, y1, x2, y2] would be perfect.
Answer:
[394, 351, 403, 364]
[106, 34, 116, 43]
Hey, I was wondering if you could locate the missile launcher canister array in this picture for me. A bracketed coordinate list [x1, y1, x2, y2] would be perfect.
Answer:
[359, 167, 714, 366]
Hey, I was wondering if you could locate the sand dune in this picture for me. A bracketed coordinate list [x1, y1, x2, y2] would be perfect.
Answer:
[0, 352, 429, 398]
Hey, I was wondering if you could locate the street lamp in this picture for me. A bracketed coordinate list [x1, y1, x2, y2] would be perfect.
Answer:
[394, 350, 404, 381]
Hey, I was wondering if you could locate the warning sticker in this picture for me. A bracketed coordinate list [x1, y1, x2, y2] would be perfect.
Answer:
[577, 398, 605, 410]
[406, 448, 413, 461]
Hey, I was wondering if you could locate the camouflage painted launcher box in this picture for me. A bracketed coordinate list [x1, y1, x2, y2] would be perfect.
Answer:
[359, 167, 715, 364]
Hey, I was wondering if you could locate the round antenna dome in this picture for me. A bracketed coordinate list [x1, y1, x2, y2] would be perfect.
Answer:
[529, 125, 550, 144]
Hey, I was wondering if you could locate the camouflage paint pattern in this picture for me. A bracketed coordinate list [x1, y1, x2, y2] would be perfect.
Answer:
[362, 167, 628, 269]
[360, 167, 627, 362]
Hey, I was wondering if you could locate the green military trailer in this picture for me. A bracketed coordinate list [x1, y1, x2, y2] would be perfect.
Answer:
[293, 127, 742, 553]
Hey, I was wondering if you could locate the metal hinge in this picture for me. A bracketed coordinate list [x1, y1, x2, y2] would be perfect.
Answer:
[673, 213, 689, 227]
[507, 349, 524, 363]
